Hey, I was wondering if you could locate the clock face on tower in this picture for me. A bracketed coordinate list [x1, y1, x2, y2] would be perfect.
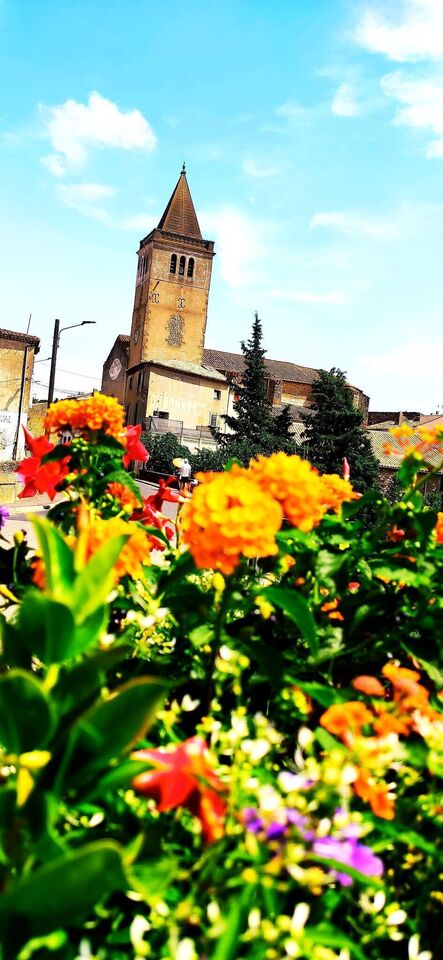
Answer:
[109, 358, 122, 381]
[134, 326, 140, 344]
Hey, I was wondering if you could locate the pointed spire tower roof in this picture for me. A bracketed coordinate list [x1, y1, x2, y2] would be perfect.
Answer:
[157, 164, 202, 239]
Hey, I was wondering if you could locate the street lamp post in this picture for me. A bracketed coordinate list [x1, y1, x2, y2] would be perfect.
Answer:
[47, 319, 96, 406]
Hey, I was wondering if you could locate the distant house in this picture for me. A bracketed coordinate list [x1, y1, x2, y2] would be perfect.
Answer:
[368, 423, 443, 501]
[0, 327, 40, 460]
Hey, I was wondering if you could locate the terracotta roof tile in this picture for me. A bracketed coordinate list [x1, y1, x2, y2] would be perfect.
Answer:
[0, 328, 40, 350]
[203, 348, 319, 384]
[368, 427, 443, 470]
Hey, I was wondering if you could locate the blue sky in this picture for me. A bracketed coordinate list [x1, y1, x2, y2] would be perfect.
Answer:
[1, 0, 443, 411]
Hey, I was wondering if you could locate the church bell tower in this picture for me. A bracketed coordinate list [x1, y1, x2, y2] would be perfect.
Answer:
[127, 165, 215, 372]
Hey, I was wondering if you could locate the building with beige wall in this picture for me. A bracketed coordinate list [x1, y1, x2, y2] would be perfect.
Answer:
[0, 328, 40, 461]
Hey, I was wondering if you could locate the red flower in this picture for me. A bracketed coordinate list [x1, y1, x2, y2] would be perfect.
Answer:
[22, 426, 53, 458]
[132, 737, 227, 844]
[342, 457, 350, 481]
[16, 429, 70, 500]
[122, 425, 150, 468]
[148, 476, 184, 510]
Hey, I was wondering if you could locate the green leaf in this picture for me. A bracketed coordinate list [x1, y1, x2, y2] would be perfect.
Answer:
[208, 886, 254, 960]
[105, 470, 142, 505]
[72, 535, 129, 622]
[0, 841, 128, 958]
[53, 644, 131, 715]
[60, 676, 167, 788]
[342, 489, 380, 519]
[295, 680, 346, 707]
[0, 670, 56, 753]
[31, 517, 75, 598]
[262, 586, 318, 657]
[18, 591, 75, 664]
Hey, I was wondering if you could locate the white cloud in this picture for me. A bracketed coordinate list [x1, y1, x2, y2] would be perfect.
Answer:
[41, 91, 156, 175]
[331, 82, 361, 117]
[381, 69, 443, 156]
[354, 0, 443, 62]
[267, 289, 347, 304]
[275, 100, 307, 121]
[362, 340, 443, 377]
[200, 206, 270, 289]
[310, 210, 400, 239]
[56, 182, 116, 222]
[242, 158, 279, 178]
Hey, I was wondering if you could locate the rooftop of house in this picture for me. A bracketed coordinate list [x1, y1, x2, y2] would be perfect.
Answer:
[0, 328, 40, 351]
[203, 348, 320, 385]
[147, 357, 226, 382]
[368, 426, 443, 470]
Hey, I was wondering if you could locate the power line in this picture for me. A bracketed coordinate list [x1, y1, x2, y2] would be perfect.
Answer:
[34, 361, 101, 382]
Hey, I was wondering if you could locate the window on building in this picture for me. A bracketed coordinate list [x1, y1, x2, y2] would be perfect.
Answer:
[170, 254, 177, 274]
[213, 389, 221, 400]
[128, 375, 133, 390]
[137, 370, 145, 393]
[179, 255, 186, 276]
[157, 410, 169, 420]
[209, 414, 218, 429]
[187, 257, 194, 278]
[124, 405, 130, 425]
[134, 402, 140, 424]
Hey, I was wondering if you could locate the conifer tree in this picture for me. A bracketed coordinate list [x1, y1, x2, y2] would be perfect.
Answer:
[302, 368, 379, 492]
[217, 312, 275, 452]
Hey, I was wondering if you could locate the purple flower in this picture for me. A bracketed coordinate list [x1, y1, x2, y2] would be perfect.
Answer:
[0, 506, 9, 530]
[243, 808, 264, 834]
[313, 836, 384, 887]
[266, 822, 287, 841]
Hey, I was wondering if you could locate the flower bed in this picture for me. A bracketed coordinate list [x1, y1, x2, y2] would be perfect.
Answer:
[0, 394, 442, 960]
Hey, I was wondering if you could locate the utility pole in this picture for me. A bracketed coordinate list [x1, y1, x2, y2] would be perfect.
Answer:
[47, 318, 96, 407]
[47, 318, 60, 406]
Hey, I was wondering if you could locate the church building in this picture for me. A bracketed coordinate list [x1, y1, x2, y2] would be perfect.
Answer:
[101, 167, 369, 446]
[122, 165, 229, 444]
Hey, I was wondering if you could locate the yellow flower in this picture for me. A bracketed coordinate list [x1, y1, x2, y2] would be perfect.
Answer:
[45, 392, 124, 440]
[180, 465, 281, 574]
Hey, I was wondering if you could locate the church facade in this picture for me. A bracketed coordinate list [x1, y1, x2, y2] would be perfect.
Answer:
[101, 167, 369, 447]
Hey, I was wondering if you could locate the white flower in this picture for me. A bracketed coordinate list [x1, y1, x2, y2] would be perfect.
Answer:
[387, 909, 407, 926]
[291, 902, 310, 932]
[409, 934, 433, 960]
[176, 938, 198, 960]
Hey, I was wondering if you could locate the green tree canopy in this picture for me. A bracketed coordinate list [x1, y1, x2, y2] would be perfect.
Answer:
[216, 312, 297, 458]
[302, 367, 379, 492]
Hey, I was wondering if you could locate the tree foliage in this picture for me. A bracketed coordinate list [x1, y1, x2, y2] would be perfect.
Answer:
[217, 312, 297, 457]
[302, 367, 379, 492]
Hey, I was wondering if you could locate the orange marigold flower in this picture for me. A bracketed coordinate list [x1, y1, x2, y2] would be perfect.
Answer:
[436, 513, 443, 544]
[320, 701, 374, 739]
[33, 515, 154, 589]
[354, 768, 395, 820]
[372, 704, 411, 737]
[82, 516, 153, 580]
[352, 676, 385, 697]
[45, 393, 124, 440]
[107, 481, 140, 512]
[319, 473, 358, 512]
[248, 452, 326, 531]
[382, 662, 420, 684]
[179, 465, 281, 574]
